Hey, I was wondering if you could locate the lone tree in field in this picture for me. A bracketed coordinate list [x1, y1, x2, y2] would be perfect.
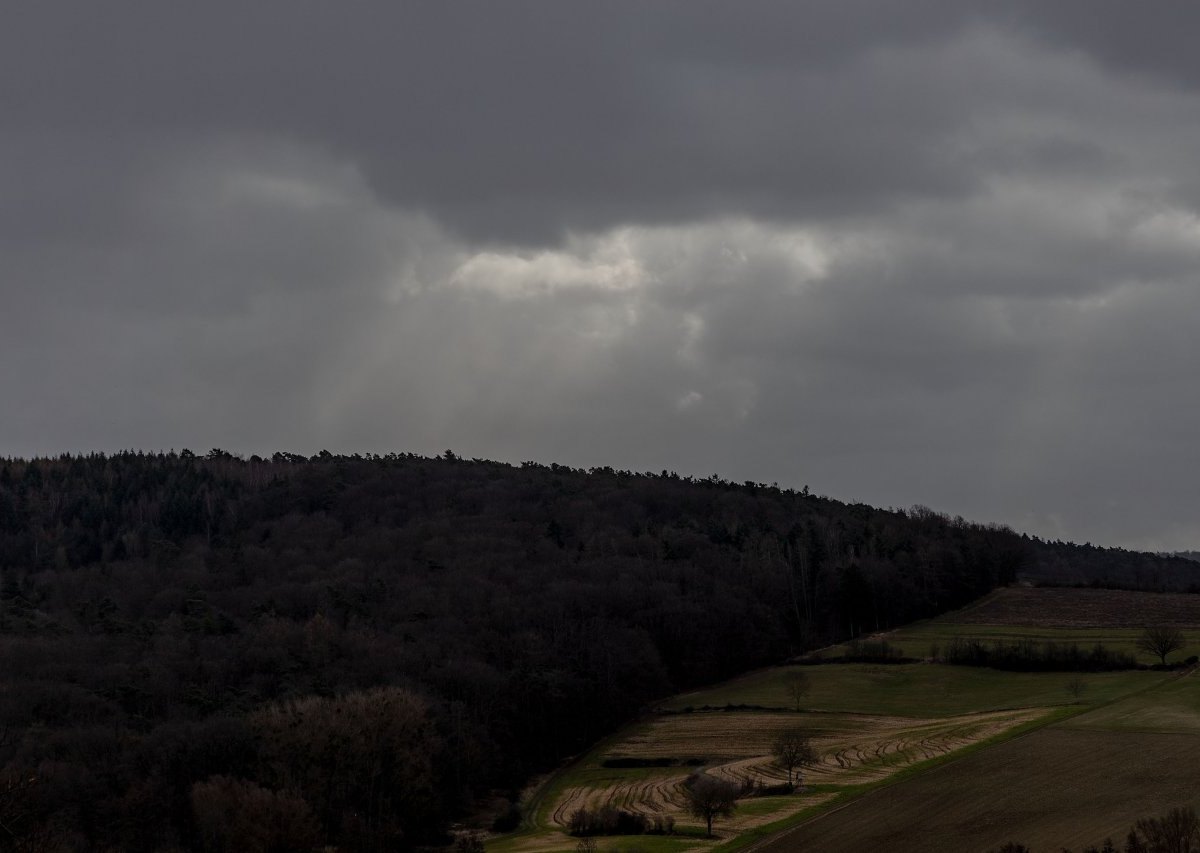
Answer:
[785, 670, 811, 712]
[1065, 676, 1087, 701]
[1136, 625, 1186, 665]
[681, 774, 739, 837]
[772, 730, 818, 787]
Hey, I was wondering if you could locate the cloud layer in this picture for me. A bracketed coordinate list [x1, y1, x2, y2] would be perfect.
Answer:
[4, 3, 1200, 549]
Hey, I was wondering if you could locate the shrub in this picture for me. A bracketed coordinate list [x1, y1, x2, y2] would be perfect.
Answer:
[491, 801, 522, 832]
[601, 758, 677, 768]
[842, 638, 907, 663]
[944, 637, 1136, 671]
[568, 805, 650, 837]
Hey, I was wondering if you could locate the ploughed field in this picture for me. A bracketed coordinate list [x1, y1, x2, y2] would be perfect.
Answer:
[826, 586, 1200, 665]
[949, 586, 1200, 628]
[763, 672, 1200, 853]
[490, 587, 1195, 853]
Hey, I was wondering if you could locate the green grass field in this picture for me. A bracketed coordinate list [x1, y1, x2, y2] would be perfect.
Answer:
[852, 622, 1167, 664]
[489, 831, 705, 853]
[1064, 671, 1200, 733]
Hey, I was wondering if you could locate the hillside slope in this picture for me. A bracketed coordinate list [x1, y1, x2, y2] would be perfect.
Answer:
[0, 451, 1160, 849]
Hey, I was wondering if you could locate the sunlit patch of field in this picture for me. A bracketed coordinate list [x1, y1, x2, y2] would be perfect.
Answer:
[538, 707, 1047, 843]
[546, 771, 828, 844]
[611, 709, 1043, 779]
[490, 828, 706, 853]
[548, 771, 833, 837]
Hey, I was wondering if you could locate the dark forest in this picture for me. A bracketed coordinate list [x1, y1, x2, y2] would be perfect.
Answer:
[0, 451, 1190, 851]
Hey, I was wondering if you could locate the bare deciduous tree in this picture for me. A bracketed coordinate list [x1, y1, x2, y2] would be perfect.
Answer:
[1136, 626, 1186, 666]
[682, 774, 739, 837]
[1066, 676, 1087, 701]
[772, 730, 818, 787]
[785, 670, 811, 712]
[1131, 805, 1200, 852]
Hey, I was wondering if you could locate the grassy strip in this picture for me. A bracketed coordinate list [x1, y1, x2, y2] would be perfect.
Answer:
[492, 826, 709, 853]
[733, 797, 802, 818]
[707, 797, 841, 853]
[592, 834, 709, 853]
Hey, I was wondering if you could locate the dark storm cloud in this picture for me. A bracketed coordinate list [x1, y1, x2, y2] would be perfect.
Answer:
[3, 1, 987, 243]
[1005, 1, 1200, 90]
[7, 3, 1200, 241]
[4, 2, 1200, 549]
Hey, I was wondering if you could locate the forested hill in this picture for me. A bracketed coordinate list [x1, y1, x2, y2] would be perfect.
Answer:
[0, 452, 1177, 850]
[1023, 539, 1200, 590]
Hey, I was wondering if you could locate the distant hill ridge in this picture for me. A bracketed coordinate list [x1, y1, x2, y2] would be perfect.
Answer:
[1024, 538, 1200, 591]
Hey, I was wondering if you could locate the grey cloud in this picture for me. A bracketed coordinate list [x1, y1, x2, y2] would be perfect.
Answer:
[4, 3, 1200, 550]
[1005, 2, 1200, 92]
[5, 4, 1197, 243]
[1, 2, 990, 244]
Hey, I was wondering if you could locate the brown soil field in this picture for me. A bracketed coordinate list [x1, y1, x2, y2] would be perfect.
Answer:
[548, 709, 1044, 833]
[549, 773, 839, 837]
[947, 586, 1200, 628]
[755, 728, 1200, 853]
[611, 710, 1042, 783]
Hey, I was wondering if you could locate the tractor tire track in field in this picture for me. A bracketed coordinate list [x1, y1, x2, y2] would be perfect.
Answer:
[547, 708, 1043, 830]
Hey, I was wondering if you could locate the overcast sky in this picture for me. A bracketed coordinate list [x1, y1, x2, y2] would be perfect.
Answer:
[5, 2, 1200, 550]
